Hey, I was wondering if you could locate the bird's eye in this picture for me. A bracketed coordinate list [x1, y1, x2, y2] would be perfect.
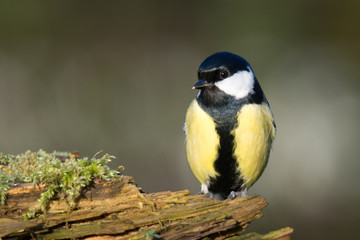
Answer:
[219, 70, 229, 79]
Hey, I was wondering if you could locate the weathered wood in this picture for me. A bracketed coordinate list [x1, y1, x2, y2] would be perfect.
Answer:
[227, 227, 293, 240]
[0, 176, 292, 239]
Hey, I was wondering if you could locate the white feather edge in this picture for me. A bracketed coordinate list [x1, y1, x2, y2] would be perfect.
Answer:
[201, 183, 209, 194]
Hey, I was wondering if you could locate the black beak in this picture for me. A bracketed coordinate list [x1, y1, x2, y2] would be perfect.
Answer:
[192, 79, 212, 89]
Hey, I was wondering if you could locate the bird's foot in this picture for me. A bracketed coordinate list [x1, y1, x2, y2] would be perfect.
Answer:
[197, 189, 213, 198]
[227, 189, 247, 200]
[203, 192, 214, 198]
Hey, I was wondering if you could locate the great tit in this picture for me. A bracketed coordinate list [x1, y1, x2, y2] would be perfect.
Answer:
[184, 52, 276, 200]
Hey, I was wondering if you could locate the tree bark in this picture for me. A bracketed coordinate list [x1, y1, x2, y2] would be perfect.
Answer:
[0, 176, 293, 239]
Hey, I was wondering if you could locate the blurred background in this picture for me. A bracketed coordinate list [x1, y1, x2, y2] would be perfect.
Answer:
[0, 1, 359, 239]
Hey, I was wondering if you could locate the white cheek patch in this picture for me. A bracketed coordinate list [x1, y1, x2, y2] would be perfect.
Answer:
[215, 68, 255, 99]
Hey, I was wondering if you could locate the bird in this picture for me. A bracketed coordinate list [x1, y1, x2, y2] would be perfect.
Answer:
[184, 51, 276, 200]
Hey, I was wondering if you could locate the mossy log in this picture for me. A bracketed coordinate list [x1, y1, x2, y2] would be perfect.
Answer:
[0, 176, 293, 239]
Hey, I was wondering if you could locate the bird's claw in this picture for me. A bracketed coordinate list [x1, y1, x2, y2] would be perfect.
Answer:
[227, 190, 247, 200]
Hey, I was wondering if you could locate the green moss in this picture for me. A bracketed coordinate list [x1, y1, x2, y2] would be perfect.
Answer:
[0, 149, 122, 220]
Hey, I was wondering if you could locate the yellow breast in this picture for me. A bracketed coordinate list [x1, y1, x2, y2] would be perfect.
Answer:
[232, 103, 276, 188]
[185, 100, 219, 184]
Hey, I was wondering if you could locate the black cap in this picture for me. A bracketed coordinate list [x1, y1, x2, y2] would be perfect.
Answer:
[198, 52, 250, 75]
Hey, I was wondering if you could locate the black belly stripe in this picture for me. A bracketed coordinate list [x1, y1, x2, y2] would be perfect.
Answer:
[197, 94, 244, 199]
[209, 123, 244, 199]
[196, 83, 265, 199]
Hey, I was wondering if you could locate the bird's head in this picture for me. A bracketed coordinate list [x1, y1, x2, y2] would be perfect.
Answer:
[194, 52, 256, 100]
